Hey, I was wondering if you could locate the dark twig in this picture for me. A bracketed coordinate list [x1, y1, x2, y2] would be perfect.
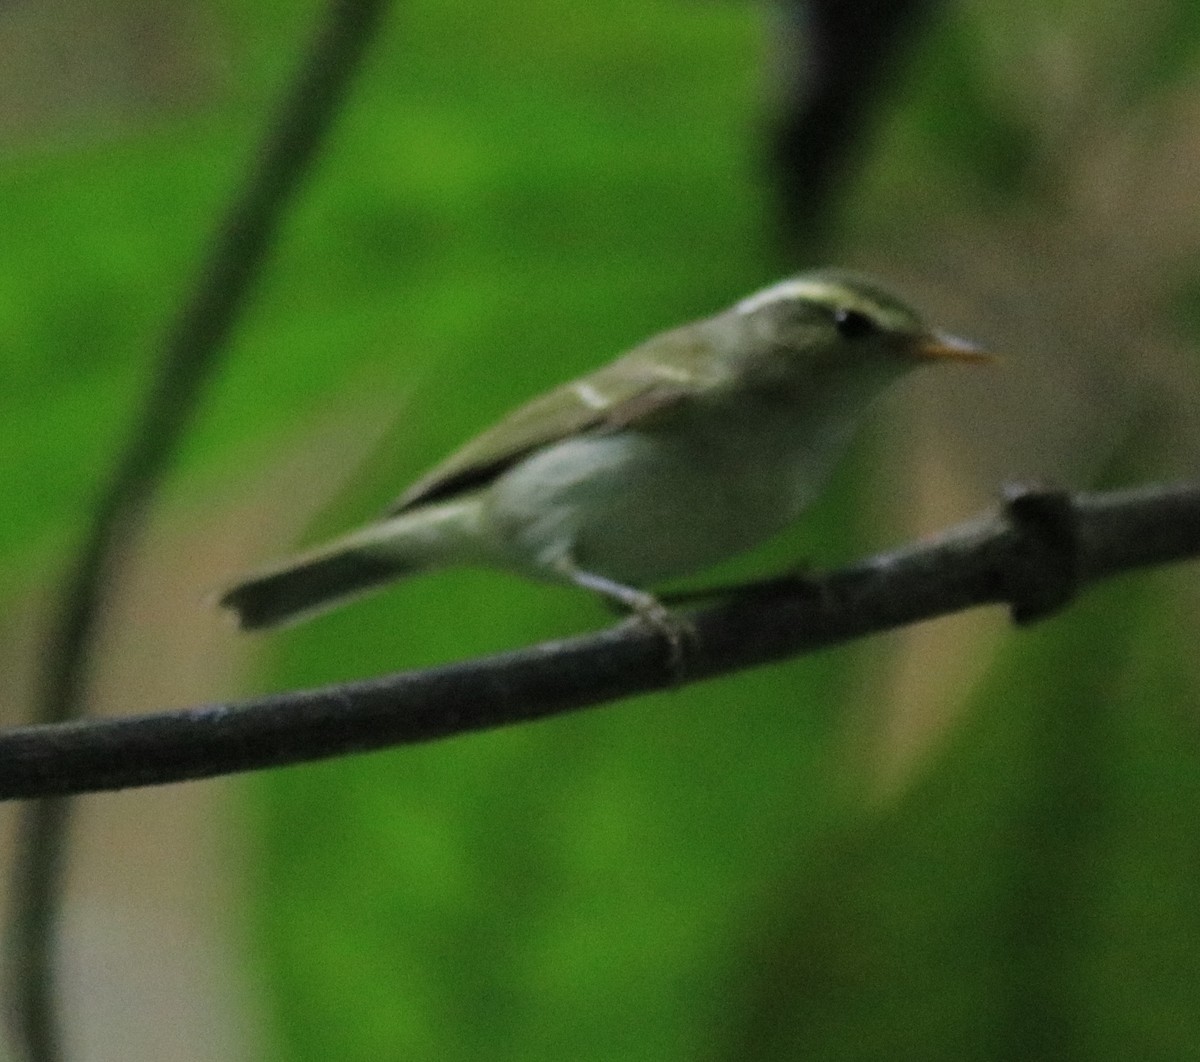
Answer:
[769, 0, 947, 250]
[5, 2, 389, 1059]
[0, 481, 1195, 803]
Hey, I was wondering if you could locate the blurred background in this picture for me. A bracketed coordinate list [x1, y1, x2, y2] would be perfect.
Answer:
[1, 0, 1198, 1059]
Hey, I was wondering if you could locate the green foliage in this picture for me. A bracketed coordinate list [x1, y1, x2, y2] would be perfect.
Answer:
[3, 0, 1199, 1060]
[719, 573, 1200, 1062]
[882, 14, 1041, 203]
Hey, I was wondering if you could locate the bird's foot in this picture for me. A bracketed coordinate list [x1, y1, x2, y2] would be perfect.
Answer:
[559, 563, 696, 677]
[622, 589, 697, 678]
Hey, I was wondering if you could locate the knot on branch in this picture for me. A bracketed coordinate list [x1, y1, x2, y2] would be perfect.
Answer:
[1001, 483, 1081, 625]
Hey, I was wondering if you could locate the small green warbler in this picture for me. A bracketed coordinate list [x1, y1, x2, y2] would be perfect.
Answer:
[221, 270, 988, 631]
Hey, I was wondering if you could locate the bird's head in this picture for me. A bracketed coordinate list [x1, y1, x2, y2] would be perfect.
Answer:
[733, 269, 991, 378]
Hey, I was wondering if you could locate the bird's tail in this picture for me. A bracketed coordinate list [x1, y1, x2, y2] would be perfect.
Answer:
[218, 498, 481, 630]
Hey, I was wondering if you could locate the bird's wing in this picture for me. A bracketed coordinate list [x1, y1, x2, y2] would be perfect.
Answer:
[388, 329, 721, 513]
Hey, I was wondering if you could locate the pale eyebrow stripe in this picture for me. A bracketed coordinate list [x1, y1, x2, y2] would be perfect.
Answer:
[573, 381, 609, 409]
[735, 279, 837, 315]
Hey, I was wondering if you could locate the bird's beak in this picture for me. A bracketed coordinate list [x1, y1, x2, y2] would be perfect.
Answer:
[910, 331, 994, 364]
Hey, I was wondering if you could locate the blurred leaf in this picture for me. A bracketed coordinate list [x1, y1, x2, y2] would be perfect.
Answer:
[4, 0, 1200, 1060]
[866, 12, 1040, 208]
[701, 568, 1200, 1062]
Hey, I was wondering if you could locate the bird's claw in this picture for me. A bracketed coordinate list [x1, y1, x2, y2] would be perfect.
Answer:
[624, 592, 697, 678]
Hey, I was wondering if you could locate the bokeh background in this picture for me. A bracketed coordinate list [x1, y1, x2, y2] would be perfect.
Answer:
[1, 0, 1199, 1059]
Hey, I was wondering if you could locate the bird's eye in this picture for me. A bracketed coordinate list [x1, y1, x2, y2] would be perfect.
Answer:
[833, 308, 877, 341]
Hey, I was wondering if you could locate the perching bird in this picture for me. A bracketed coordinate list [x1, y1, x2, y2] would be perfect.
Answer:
[220, 270, 988, 632]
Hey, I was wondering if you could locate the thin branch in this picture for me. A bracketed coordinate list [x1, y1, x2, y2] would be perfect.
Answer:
[0, 481, 1195, 803]
[769, 0, 948, 251]
[6, 2, 389, 1059]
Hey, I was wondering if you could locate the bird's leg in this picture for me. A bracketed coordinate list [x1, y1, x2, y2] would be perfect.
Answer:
[553, 559, 695, 675]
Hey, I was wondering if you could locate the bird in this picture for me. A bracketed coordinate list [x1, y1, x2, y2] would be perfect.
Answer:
[219, 269, 989, 634]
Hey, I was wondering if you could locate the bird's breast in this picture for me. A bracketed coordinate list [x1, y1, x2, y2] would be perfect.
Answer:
[479, 406, 855, 586]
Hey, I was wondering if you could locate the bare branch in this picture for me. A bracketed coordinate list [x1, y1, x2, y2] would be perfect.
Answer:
[769, 0, 948, 249]
[0, 481, 1195, 804]
[6, 2, 390, 1059]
